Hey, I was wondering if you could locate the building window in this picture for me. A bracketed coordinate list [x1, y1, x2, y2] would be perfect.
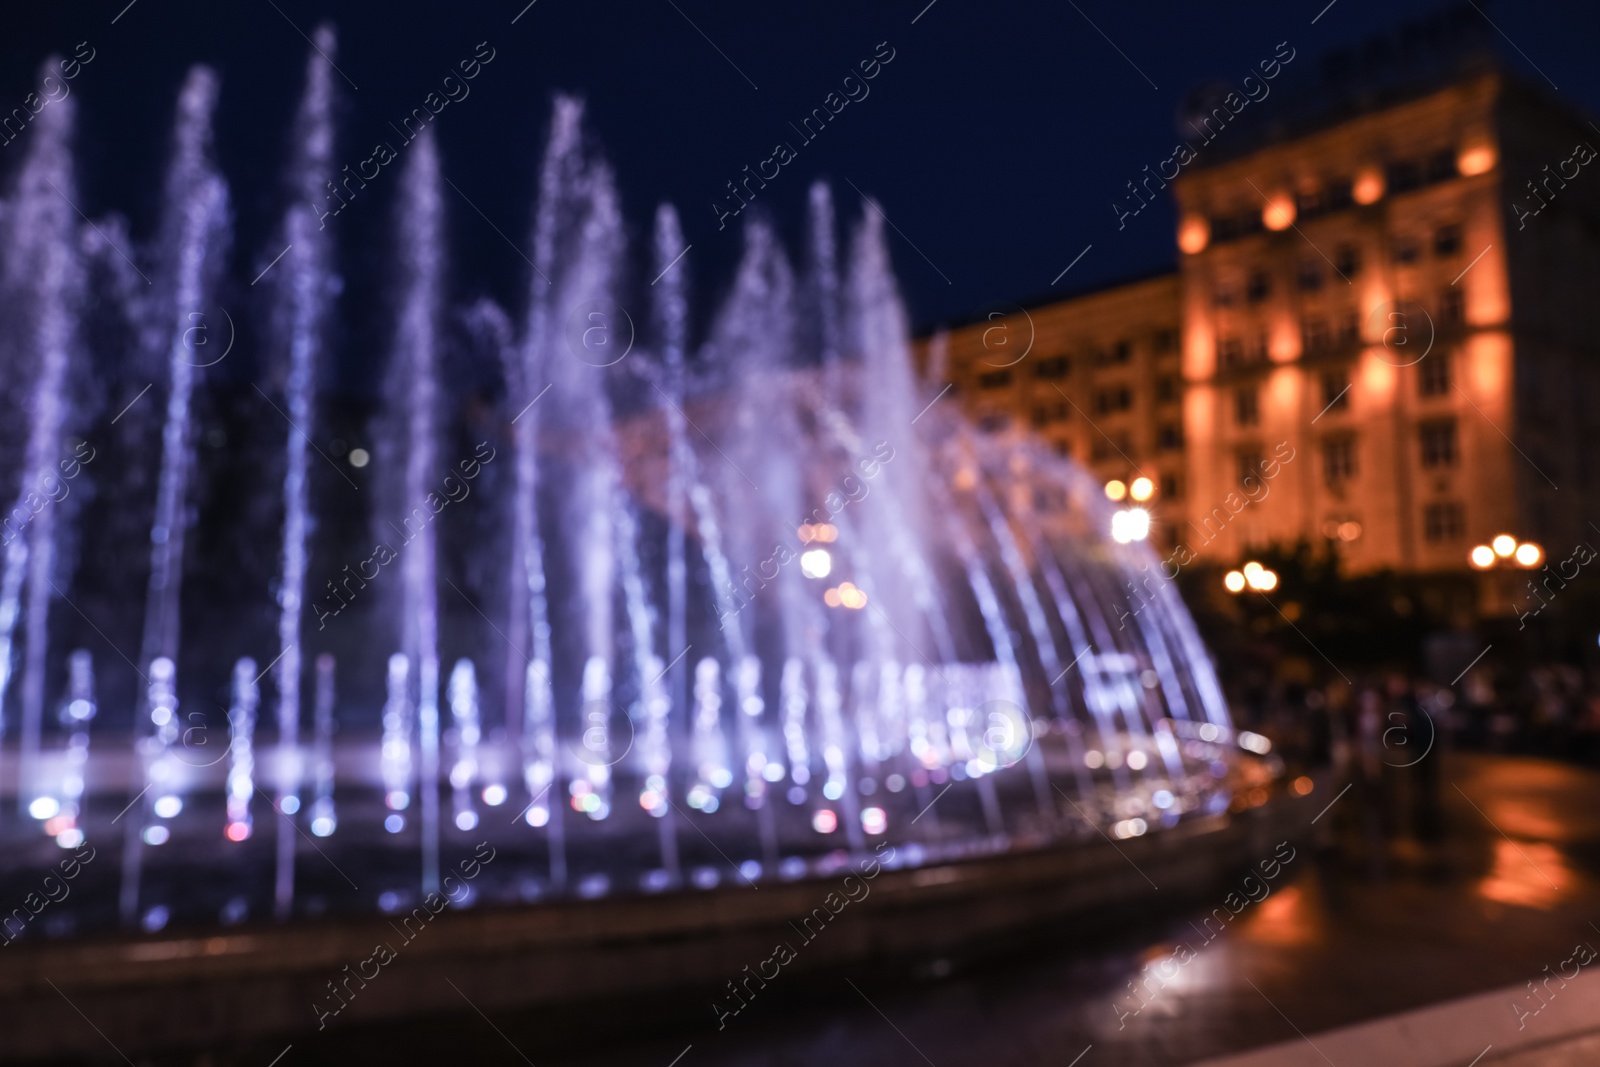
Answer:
[1423, 501, 1465, 542]
[1440, 288, 1465, 325]
[1053, 439, 1072, 458]
[1096, 341, 1133, 367]
[1297, 260, 1323, 291]
[1238, 448, 1264, 485]
[1219, 336, 1244, 367]
[1326, 179, 1354, 211]
[1334, 243, 1361, 278]
[1210, 212, 1264, 244]
[1434, 223, 1462, 256]
[1302, 317, 1330, 353]
[1426, 148, 1458, 183]
[1157, 422, 1183, 451]
[1031, 401, 1071, 427]
[1213, 284, 1238, 308]
[1338, 310, 1360, 345]
[1034, 355, 1069, 379]
[1419, 352, 1451, 396]
[1234, 387, 1260, 426]
[978, 370, 1013, 389]
[1154, 328, 1178, 353]
[1392, 236, 1421, 264]
[1160, 473, 1182, 499]
[1091, 433, 1132, 463]
[1322, 436, 1356, 483]
[977, 412, 1012, 433]
[1321, 368, 1350, 411]
[1386, 159, 1422, 193]
[1420, 419, 1458, 468]
[1247, 270, 1271, 303]
[1156, 374, 1180, 403]
[1094, 386, 1132, 414]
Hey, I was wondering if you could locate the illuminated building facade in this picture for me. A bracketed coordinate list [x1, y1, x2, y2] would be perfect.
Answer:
[925, 271, 1187, 540]
[923, 50, 1600, 599]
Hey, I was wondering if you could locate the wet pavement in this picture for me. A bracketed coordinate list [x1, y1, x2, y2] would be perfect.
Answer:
[131, 751, 1600, 1066]
[546, 751, 1600, 1067]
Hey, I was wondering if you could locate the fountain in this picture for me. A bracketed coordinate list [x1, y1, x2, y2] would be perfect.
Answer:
[0, 58, 81, 820]
[0, 34, 1247, 959]
[119, 62, 230, 926]
[384, 123, 445, 893]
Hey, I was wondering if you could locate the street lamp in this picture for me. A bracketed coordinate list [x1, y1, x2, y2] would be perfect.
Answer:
[1225, 560, 1278, 594]
[1111, 507, 1150, 544]
[1469, 535, 1542, 571]
[800, 548, 832, 579]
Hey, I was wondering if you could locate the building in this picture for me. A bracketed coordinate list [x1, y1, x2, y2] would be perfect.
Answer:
[926, 270, 1186, 523]
[920, 19, 1600, 611]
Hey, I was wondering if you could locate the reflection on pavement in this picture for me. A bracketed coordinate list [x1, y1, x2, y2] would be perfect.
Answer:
[1478, 839, 1568, 909]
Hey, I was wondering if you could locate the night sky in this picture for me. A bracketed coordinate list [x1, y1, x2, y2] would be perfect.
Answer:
[4, 0, 1599, 368]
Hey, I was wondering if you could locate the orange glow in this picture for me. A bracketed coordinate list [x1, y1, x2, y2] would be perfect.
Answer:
[1184, 318, 1213, 380]
[1353, 168, 1384, 204]
[1470, 545, 1495, 569]
[1178, 215, 1210, 254]
[1515, 542, 1543, 568]
[1292, 776, 1314, 796]
[1245, 885, 1316, 947]
[1491, 534, 1517, 558]
[1479, 791, 1569, 840]
[1184, 385, 1213, 464]
[1262, 192, 1295, 231]
[826, 582, 867, 610]
[1358, 282, 1392, 344]
[1224, 570, 1246, 593]
[1267, 318, 1300, 363]
[1467, 334, 1511, 411]
[1359, 352, 1398, 405]
[1105, 479, 1128, 502]
[1267, 366, 1298, 417]
[798, 523, 838, 543]
[1478, 839, 1567, 909]
[1129, 476, 1154, 502]
[1467, 276, 1509, 328]
[1458, 142, 1497, 177]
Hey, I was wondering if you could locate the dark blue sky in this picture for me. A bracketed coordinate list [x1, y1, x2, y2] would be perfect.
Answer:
[4, 0, 1598, 351]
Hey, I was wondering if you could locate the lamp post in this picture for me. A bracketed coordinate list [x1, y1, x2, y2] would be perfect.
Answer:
[1107, 478, 1155, 544]
[1468, 533, 1542, 572]
[1224, 560, 1279, 594]
[1468, 532, 1543, 618]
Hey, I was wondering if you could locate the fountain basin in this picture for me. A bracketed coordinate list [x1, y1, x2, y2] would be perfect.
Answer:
[0, 768, 1316, 1061]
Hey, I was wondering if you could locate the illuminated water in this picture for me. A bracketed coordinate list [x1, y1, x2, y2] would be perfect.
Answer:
[0, 32, 1236, 940]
